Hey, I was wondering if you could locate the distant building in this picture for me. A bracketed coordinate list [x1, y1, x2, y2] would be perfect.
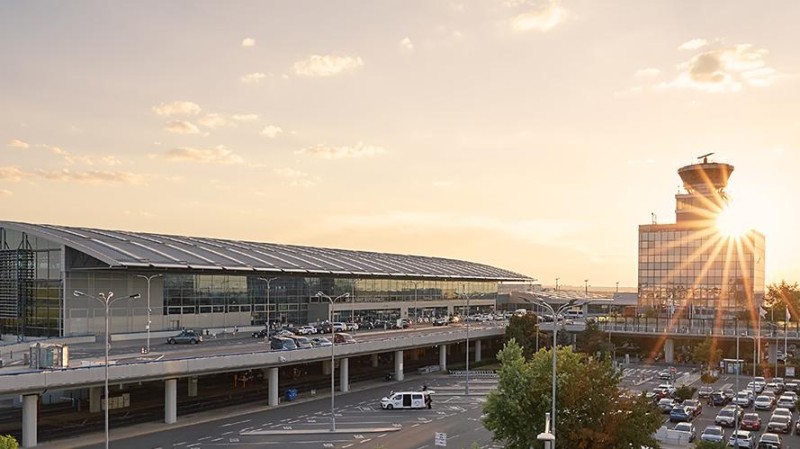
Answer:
[637, 155, 765, 317]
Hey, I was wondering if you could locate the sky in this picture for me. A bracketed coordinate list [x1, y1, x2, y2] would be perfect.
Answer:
[1, 1, 799, 289]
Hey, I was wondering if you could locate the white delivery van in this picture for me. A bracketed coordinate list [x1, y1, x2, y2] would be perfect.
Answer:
[565, 309, 584, 319]
[380, 391, 430, 410]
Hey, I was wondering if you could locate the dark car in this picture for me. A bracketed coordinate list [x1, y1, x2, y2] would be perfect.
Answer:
[270, 336, 297, 351]
[167, 330, 203, 344]
[712, 392, 730, 406]
[742, 413, 762, 431]
[670, 406, 693, 423]
[767, 415, 792, 434]
[795, 418, 800, 435]
[252, 328, 270, 338]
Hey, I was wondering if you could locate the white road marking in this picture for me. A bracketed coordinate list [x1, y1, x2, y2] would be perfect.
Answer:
[222, 419, 251, 427]
[360, 439, 372, 444]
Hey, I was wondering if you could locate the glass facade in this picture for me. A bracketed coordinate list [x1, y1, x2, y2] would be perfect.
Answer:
[638, 225, 765, 314]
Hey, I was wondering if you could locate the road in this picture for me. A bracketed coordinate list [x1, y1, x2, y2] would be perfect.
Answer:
[73, 375, 502, 449]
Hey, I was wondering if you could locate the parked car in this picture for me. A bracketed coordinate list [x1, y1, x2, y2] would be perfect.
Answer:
[252, 328, 270, 338]
[673, 422, 696, 442]
[742, 413, 762, 431]
[772, 408, 793, 420]
[669, 406, 693, 423]
[270, 336, 297, 351]
[767, 415, 792, 434]
[785, 381, 799, 393]
[728, 430, 754, 449]
[682, 399, 702, 416]
[167, 330, 203, 344]
[698, 386, 714, 398]
[711, 391, 730, 406]
[658, 370, 672, 380]
[295, 326, 316, 335]
[333, 333, 356, 344]
[795, 417, 800, 435]
[777, 395, 797, 411]
[735, 391, 754, 408]
[755, 395, 776, 410]
[757, 432, 784, 449]
[290, 335, 313, 349]
[432, 317, 449, 326]
[658, 398, 677, 413]
[753, 377, 767, 392]
[700, 425, 724, 443]
[332, 322, 347, 332]
[715, 407, 741, 427]
[310, 336, 332, 347]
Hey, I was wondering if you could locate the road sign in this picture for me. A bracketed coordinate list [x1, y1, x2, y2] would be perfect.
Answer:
[435, 432, 447, 446]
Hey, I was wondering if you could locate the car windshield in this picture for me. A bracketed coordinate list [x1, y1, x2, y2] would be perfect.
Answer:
[704, 427, 722, 435]
[719, 410, 734, 417]
[771, 416, 790, 423]
[744, 413, 759, 420]
[675, 423, 691, 431]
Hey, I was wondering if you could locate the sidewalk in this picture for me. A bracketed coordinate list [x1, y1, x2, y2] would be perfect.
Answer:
[34, 373, 430, 449]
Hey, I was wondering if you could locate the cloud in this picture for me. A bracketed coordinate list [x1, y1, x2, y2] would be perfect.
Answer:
[293, 55, 364, 77]
[165, 120, 201, 134]
[241, 38, 255, 47]
[0, 189, 11, 197]
[40, 144, 66, 155]
[661, 43, 779, 93]
[678, 38, 708, 51]
[8, 138, 30, 149]
[295, 142, 385, 159]
[273, 168, 316, 187]
[634, 68, 661, 78]
[241, 72, 266, 83]
[260, 125, 283, 138]
[0, 165, 143, 184]
[400, 37, 414, 51]
[152, 101, 202, 117]
[164, 145, 244, 164]
[232, 114, 259, 122]
[197, 113, 231, 129]
[508, 0, 568, 33]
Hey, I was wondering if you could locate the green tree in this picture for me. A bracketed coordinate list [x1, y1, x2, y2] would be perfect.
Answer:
[673, 385, 697, 402]
[576, 321, 613, 358]
[0, 435, 19, 449]
[483, 340, 661, 449]
[692, 337, 723, 371]
[504, 314, 542, 359]
[765, 281, 800, 321]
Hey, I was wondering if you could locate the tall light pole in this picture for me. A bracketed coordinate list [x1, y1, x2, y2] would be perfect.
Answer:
[522, 296, 583, 448]
[136, 274, 162, 354]
[73, 290, 140, 449]
[257, 277, 278, 331]
[735, 332, 741, 448]
[584, 279, 588, 295]
[413, 282, 419, 324]
[464, 285, 471, 395]
[315, 291, 349, 432]
[555, 278, 559, 292]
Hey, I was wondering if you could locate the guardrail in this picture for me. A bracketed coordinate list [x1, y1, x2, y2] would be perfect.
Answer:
[449, 370, 497, 378]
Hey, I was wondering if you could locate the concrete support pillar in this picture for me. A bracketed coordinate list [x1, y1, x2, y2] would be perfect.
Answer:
[322, 360, 332, 376]
[340, 358, 350, 392]
[394, 350, 404, 381]
[268, 367, 279, 406]
[439, 344, 447, 371]
[89, 386, 102, 413]
[188, 376, 198, 397]
[664, 338, 674, 365]
[475, 340, 482, 363]
[22, 394, 37, 448]
[371, 353, 379, 368]
[768, 344, 778, 366]
[165, 378, 177, 424]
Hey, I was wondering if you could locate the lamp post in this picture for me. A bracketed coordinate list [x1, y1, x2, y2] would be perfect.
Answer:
[584, 279, 588, 295]
[459, 285, 471, 395]
[315, 291, 349, 431]
[136, 274, 162, 354]
[257, 277, 278, 331]
[413, 282, 419, 324]
[73, 290, 140, 449]
[735, 332, 741, 448]
[555, 278, 559, 292]
[522, 296, 584, 448]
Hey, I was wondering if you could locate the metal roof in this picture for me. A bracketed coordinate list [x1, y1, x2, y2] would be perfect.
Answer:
[0, 221, 531, 281]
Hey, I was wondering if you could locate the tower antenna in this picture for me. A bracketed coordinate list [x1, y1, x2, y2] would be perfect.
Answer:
[697, 152, 714, 164]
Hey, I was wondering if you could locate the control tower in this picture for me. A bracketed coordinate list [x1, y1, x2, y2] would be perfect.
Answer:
[674, 153, 735, 226]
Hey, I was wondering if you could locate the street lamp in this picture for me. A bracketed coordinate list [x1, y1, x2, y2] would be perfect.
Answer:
[458, 285, 471, 395]
[257, 277, 278, 331]
[315, 291, 350, 431]
[136, 274, 162, 354]
[413, 282, 419, 324]
[73, 290, 140, 449]
[555, 278, 559, 292]
[584, 279, 588, 295]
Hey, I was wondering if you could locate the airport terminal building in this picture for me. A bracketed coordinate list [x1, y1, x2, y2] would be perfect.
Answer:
[0, 221, 530, 338]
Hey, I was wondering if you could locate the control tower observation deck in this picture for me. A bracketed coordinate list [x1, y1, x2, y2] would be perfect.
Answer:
[674, 153, 735, 227]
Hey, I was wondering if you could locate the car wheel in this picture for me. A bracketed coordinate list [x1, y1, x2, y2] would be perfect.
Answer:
[191, 339, 197, 344]
[168, 339, 175, 344]
[386, 404, 393, 410]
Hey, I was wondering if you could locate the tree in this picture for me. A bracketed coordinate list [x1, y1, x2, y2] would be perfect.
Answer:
[576, 321, 613, 358]
[483, 340, 662, 449]
[765, 281, 800, 321]
[504, 314, 542, 359]
[692, 337, 723, 371]
[0, 435, 18, 449]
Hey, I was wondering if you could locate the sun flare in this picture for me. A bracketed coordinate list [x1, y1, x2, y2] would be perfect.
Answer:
[716, 204, 750, 238]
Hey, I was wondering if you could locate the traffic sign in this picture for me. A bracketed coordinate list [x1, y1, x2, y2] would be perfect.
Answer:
[435, 432, 447, 446]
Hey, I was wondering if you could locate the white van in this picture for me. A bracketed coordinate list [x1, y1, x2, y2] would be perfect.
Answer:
[380, 391, 430, 410]
[565, 309, 584, 319]
[513, 309, 528, 317]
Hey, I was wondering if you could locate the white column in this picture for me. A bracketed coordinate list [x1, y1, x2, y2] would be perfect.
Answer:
[475, 340, 482, 363]
[268, 367, 279, 406]
[22, 394, 37, 448]
[340, 358, 350, 392]
[664, 339, 674, 364]
[439, 344, 447, 371]
[165, 378, 177, 424]
[188, 377, 198, 397]
[394, 350, 404, 381]
[371, 353, 379, 368]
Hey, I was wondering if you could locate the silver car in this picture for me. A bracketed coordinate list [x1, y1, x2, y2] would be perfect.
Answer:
[167, 330, 203, 344]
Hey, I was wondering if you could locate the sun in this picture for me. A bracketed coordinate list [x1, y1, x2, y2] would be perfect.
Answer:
[716, 204, 750, 238]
